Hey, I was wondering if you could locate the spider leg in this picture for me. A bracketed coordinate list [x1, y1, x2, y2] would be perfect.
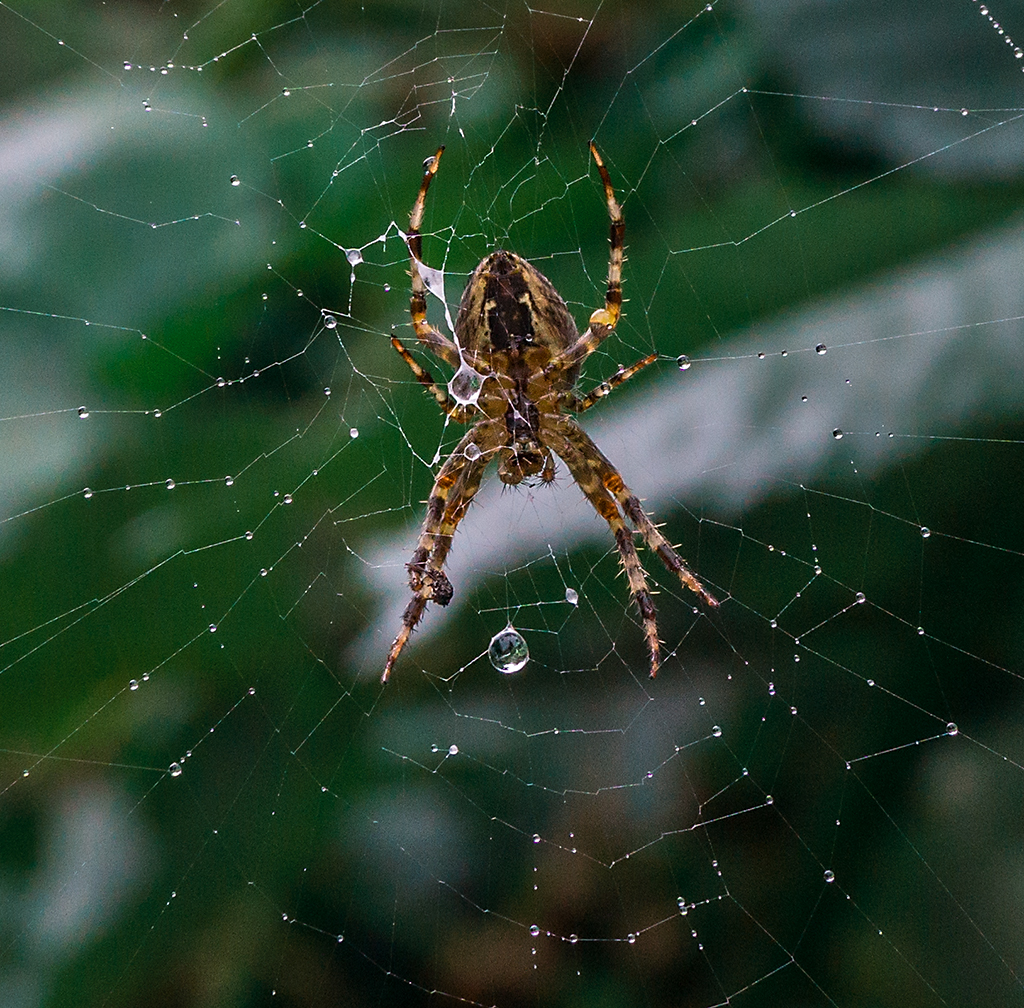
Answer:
[587, 142, 624, 332]
[391, 337, 475, 422]
[551, 425, 664, 676]
[550, 143, 625, 375]
[552, 417, 718, 675]
[617, 495, 718, 609]
[568, 353, 657, 413]
[407, 146, 461, 369]
[562, 417, 718, 609]
[383, 421, 503, 682]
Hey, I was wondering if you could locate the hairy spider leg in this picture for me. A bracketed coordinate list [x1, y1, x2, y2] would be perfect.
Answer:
[617, 492, 719, 610]
[390, 337, 475, 422]
[551, 423, 663, 675]
[555, 417, 718, 673]
[407, 145, 460, 369]
[382, 422, 503, 682]
[553, 143, 625, 375]
[569, 353, 657, 414]
[561, 416, 718, 609]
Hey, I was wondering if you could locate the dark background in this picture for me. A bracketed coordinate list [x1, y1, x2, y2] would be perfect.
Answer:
[2, 1, 1024, 1005]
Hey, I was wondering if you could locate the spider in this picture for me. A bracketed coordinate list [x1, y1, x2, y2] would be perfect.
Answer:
[383, 142, 718, 682]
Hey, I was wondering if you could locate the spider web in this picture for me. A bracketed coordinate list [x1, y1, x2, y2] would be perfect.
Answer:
[2, 1, 1024, 1005]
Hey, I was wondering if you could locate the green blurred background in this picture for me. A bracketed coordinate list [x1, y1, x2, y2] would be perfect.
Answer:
[2, 1, 1024, 1005]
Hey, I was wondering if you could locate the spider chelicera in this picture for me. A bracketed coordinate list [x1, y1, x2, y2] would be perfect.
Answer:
[383, 142, 718, 682]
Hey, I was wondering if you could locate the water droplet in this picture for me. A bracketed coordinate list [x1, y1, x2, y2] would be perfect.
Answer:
[532, 834, 541, 844]
[488, 627, 529, 674]
[230, 175, 240, 186]
[768, 682, 775, 695]
[627, 933, 636, 944]
[946, 722, 959, 736]
[216, 377, 226, 387]
[283, 494, 293, 504]
[166, 479, 175, 490]
[757, 351, 766, 359]
[349, 427, 359, 438]
[464, 442, 482, 460]
[770, 619, 777, 628]
[815, 343, 827, 355]
[448, 744, 458, 756]
[323, 314, 338, 329]
[346, 249, 364, 267]
[129, 679, 139, 690]
[765, 794, 774, 804]
[917, 626, 924, 635]
[260, 568, 268, 577]
[676, 354, 691, 370]
[565, 587, 579, 605]
[530, 924, 540, 936]
[823, 869, 835, 883]
[920, 526, 931, 538]
[449, 358, 486, 406]
[83, 488, 93, 499]
[245, 530, 254, 540]
[383, 283, 391, 292]
[225, 476, 234, 487]
[78, 406, 89, 418]
[169, 762, 183, 777]
[568, 934, 578, 944]
[832, 428, 844, 440]
[124, 61, 132, 70]
[711, 725, 722, 737]
[866, 679, 875, 687]
[209, 624, 217, 633]
[153, 409, 162, 418]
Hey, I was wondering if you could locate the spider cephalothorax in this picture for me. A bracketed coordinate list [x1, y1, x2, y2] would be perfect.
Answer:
[383, 143, 718, 681]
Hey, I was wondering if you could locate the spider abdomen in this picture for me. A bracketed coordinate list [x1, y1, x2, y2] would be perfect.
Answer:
[456, 250, 579, 357]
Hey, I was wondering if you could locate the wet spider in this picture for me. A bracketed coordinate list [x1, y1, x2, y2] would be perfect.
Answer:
[383, 142, 718, 681]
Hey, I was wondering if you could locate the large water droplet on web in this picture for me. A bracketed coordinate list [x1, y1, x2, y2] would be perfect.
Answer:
[488, 627, 529, 674]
